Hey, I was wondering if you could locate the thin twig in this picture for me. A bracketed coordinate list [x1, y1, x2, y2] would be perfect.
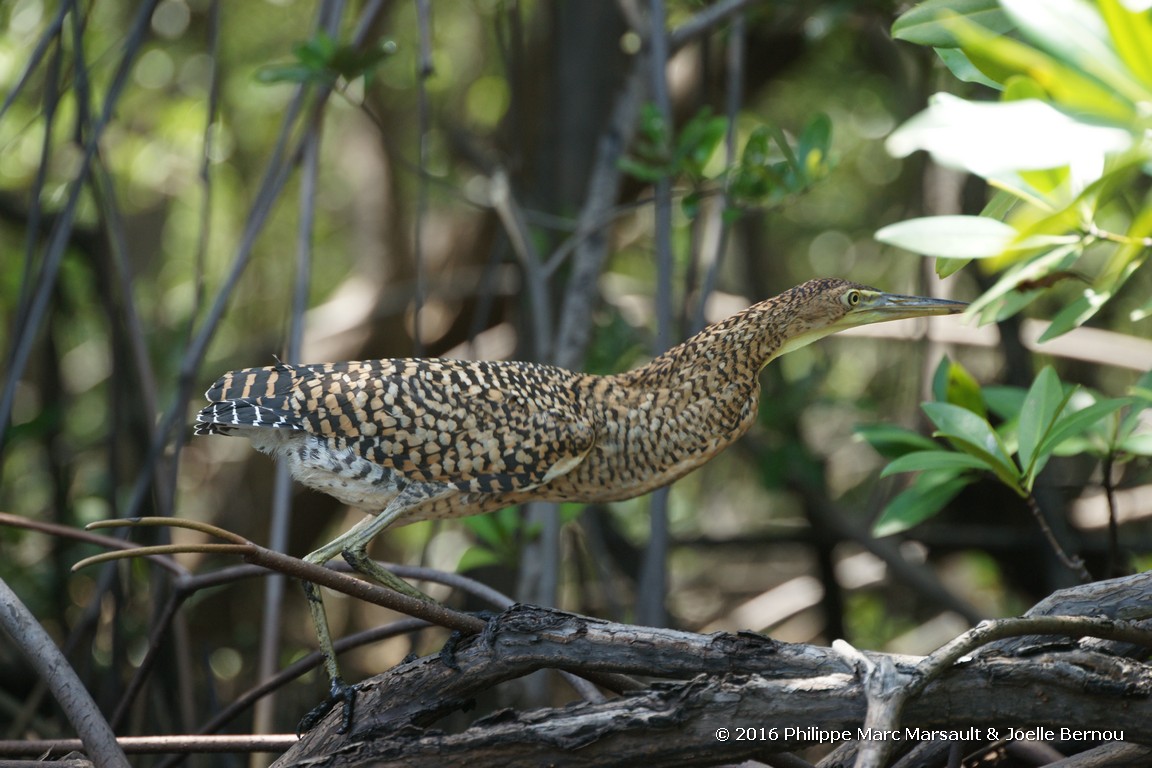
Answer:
[77, 518, 488, 634]
[1025, 493, 1092, 582]
[1102, 453, 1122, 577]
[412, 0, 434, 354]
[636, 0, 674, 628]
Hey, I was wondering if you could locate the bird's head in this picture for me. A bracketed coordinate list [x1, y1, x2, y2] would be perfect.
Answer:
[771, 277, 967, 360]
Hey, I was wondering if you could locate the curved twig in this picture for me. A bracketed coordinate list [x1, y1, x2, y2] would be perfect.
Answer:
[75, 517, 488, 635]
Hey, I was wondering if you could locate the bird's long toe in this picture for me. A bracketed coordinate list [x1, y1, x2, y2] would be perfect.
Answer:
[439, 609, 500, 671]
[298, 676, 358, 735]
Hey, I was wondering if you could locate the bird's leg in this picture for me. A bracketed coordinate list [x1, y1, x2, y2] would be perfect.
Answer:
[338, 483, 455, 599]
[297, 484, 448, 733]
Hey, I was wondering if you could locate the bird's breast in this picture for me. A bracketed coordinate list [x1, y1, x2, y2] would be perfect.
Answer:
[546, 378, 760, 502]
[270, 431, 407, 510]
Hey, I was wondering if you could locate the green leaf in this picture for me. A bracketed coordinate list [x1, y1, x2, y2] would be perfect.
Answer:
[936, 190, 1019, 277]
[892, 0, 1013, 48]
[456, 545, 503, 572]
[1081, 202, 1152, 329]
[922, 402, 1020, 487]
[856, 424, 941, 459]
[886, 94, 1133, 178]
[876, 215, 1018, 259]
[1038, 288, 1110, 341]
[931, 356, 951, 404]
[1098, 0, 1152, 91]
[880, 450, 992, 478]
[873, 470, 970, 537]
[936, 47, 1004, 89]
[1117, 370, 1152, 439]
[953, 15, 1139, 122]
[966, 243, 1081, 322]
[256, 33, 396, 87]
[797, 113, 833, 180]
[766, 125, 801, 175]
[676, 108, 726, 178]
[1001, 0, 1152, 104]
[983, 385, 1027, 421]
[944, 359, 986, 417]
[1037, 396, 1132, 458]
[1017, 366, 1067, 480]
[618, 156, 666, 183]
[1118, 432, 1152, 456]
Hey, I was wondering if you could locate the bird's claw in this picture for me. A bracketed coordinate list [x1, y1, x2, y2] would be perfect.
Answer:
[297, 676, 358, 736]
[440, 609, 500, 671]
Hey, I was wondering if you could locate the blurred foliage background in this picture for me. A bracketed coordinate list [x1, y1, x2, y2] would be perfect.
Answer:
[0, 0, 1149, 751]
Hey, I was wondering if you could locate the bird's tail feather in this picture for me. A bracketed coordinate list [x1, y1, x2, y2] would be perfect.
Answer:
[194, 400, 302, 434]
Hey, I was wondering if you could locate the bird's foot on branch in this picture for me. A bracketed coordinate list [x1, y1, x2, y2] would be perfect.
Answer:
[298, 676, 359, 736]
[440, 609, 501, 671]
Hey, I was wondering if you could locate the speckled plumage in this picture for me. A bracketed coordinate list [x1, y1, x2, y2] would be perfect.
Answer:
[196, 279, 964, 524]
[195, 277, 964, 731]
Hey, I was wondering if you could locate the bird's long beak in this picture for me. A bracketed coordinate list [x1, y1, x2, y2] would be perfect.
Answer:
[870, 294, 963, 317]
[859, 291, 967, 324]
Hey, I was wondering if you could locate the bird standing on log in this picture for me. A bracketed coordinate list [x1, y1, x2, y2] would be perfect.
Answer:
[195, 277, 966, 728]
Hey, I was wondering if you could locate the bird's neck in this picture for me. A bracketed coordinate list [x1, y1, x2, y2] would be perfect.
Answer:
[619, 295, 800, 393]
[591, 298, 802, 483]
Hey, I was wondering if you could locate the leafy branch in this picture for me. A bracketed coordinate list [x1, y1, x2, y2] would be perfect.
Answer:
[620, 105, 832, 219]
[858, 360, 1152, 579]
[256, 30, 397, 89]
[876, 0, 1152, 339]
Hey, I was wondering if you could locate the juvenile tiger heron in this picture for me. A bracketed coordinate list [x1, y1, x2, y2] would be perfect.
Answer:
[195, 277, 965, 728]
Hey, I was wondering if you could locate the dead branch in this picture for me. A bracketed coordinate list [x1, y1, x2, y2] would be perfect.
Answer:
[277, 572, 1152, 768]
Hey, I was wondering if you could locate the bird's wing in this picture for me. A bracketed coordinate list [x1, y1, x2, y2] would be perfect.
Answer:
[196, 359, 596, 493]
[196, 364, 306, 433]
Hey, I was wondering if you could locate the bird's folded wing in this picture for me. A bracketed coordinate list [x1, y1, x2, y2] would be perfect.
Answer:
[197, 359, 596, 493]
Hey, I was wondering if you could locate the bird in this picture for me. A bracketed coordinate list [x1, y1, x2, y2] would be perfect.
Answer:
[194, 277, 965, 729]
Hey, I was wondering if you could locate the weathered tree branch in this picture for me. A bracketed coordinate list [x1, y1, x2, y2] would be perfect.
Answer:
[276, 572, 1152, 768]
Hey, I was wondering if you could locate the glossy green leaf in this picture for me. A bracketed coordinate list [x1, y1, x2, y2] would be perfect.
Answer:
[1017, 366, 1067, 478]
[1039, 290, 1109, 341]
[936, 47, 1004, 89]
[1131, 297, 1152, 322]
[944, 359, 986, 417]
[456, 545, 504, 572]
[1038, 396, 1131, 459]
[880, 450, 992, 478]
[931, 356, 951, 404]
[1098, 0, 1152, 90]
[887, 94, 1133, 178]
[676, 108, 727, 178]
[873, 470, 970, 537]
[966, 244, 1081, 322]
[257, 33, 397, 87]
[797, 113, 833, 180]
[922, 402, 1019, 487]
[982, 385, 1027, 421]
[876, 215, 1018, 259]
[855, 424, 941, 459]
[1118, 432, 1152, 456]
[1036, 211, 1150, 339]
[767, 125, 800, 174]
[892, 0, 1012, 48]
[948, 12, 1136, 120]
[1001, 0, 1152, 104]
[1117, 370, 1152, 438]
[937, 190, 1021, 277]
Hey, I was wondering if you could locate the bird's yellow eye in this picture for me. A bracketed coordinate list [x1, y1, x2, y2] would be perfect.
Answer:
[845, 290, 861, 307]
